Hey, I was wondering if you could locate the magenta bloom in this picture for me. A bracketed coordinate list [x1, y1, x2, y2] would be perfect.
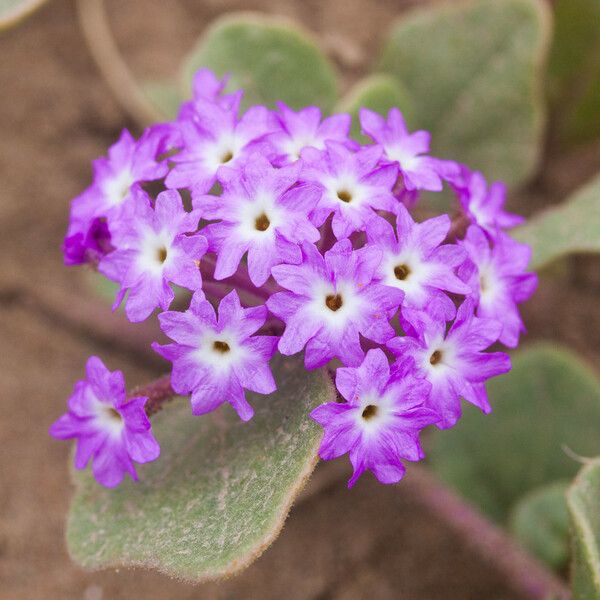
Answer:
[165, 99, 274, 193]
[459, 225, 537, 348]
[265, 102, 352, 165]
[267, 240, 404, 369]
[455, 168, 524, 235]
[301, 142, 399, 239]
[99, 188, 206, 323]
[388, 298, 511, 429]
[63, 215, 111, 266]
[366, 207, 470, 321]
[153, 290, 277, 421]
[178, 68, 239, 120]
[311, 349, 437, 487]
[197, 154, 322, 286]
[81, 128, 169, 225]
[360, 108, 444, 192]
[49, 356, 160, 488]
[63, 127, 170, 265]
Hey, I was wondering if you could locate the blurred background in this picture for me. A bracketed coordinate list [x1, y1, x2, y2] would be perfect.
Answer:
[1, 0, 599, 598]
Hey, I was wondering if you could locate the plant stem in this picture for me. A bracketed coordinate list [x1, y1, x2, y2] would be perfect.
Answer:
[77, 0, 163, 127]
[129, 374, 176, 416]
[405, 466, 571, 600]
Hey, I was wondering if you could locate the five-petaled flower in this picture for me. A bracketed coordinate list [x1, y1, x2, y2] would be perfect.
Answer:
[311, 349, 438, 487]
[100, 188, 207, 322]
[268, 240, 404, 369]
[49, 356, 160, 487]
[388, 298, 512, 429]
[153, 290, 278, 421]
[197, 154, 322, 286]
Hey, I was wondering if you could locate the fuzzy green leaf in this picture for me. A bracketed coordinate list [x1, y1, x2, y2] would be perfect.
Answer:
[142, 80, 182, 121]
[181, 13, 338, 112]
[429, 344, 600, 522]
[378, 0, 550, 187]
[0, 0, 46, 30]
[337, 74, 415, 142]
[548, 0, 600, 144]
[509, 481, 570, 571]
[513, 173, 600, 271]
[568, 461, 600, 599]
[66, 356, 334, 582]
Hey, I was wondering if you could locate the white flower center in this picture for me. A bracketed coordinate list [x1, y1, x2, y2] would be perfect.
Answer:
[354, 391, 395, 433]
[477, 261, 502, 306]
[192, 330, 247, 373]
[423, 337, 456, 379]
[307, 279, 363, 329]
[95, 401, 124, 437]
[204, 132, 244, 172]
[104, 168, 134, 206]
[381, 249, 432, 306]
[137, 228, 175, 276]
[323, 173, 366, 209]
[236, 190, 283, 241]
[385, 143, 420, 171]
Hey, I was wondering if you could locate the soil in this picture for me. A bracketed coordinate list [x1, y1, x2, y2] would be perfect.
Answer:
[1, 1, 599, 599]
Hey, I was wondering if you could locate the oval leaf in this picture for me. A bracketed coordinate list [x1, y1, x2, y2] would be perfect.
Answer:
[428, 343, 600, 522]
[378, 0, 551, 187]
[0, 0, 46, 30]
[337, 74, 415, 143]
[568, 461, 600, 599]
[181, 13, 338, 112]
[513, 173, 600, 271]
[66, 355, 334, 581]
[548, 0, 600, 144]
[509, 480, 570, 571]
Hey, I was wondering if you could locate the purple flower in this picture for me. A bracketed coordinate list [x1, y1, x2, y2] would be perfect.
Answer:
[459, 225, 537, 348]
[360, 108, 444, 192]
[196, 154, 322, 286]
[311, 349, 438, 487]
[165, 99, 274, 193]
[153, 290, 277, 421]
[63, 216, 111, 266]
[178, 68, 240, 120]
[265, 102, 351, 165]
[86, 128, 169, 225]
[454, 168, 524, 235]
[49, 356, 160, 488]
[301, 142, 399, 239]
[387, 298, 511, 429]
[267, 240, 404, 369]
[366, 207, 470, 321]
[63, 127, 170, 265]
[99, 188, 206, 323]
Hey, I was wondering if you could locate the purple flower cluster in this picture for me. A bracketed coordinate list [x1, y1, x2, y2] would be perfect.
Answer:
[52, 69, 536, 488]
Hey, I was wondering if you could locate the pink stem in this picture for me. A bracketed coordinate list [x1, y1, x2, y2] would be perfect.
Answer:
[129, 374, 176, 416]
[406, 466, 571, 600]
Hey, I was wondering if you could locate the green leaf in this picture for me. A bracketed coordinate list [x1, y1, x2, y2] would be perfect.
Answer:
[509, 481, 570, 571]
[66, 355, 334, 581]
[378, 0, 551, 187]
[548, 0, 600, 144]
[181, 13, 338, 112]
[337, 74, 415, 142]
[428, 343, 600, 522]
[142, 80, 182, 121]
[513, 173, 600, 271]
[567, 461, 600, 599]
[0, 0, 46, 30]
